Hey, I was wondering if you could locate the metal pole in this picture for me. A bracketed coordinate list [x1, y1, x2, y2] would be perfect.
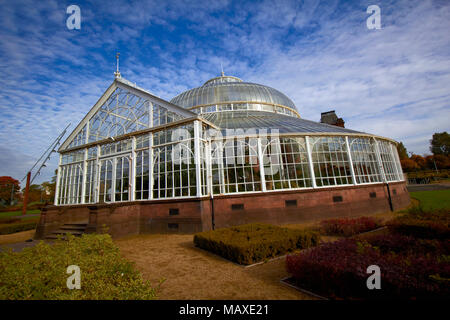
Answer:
[10, 184, 14, 205]
[433, 158, 439, 173]
[22, 172, 31, 216]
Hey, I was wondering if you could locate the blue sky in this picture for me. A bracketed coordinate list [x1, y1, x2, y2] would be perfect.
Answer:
[0, 0, 449, 184]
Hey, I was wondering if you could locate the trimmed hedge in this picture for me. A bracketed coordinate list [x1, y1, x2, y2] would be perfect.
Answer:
[319, 216, 381, 237]
[0, 234, 160, 299]
[0, 220, 38, 235]
[194, 223, 320, 265]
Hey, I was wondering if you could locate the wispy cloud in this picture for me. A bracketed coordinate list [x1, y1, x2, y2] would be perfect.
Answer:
[0, 0, 449, 184]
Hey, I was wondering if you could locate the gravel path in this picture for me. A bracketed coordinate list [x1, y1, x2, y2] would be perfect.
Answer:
[407, 183, 450, 192]
[116, 234, 316, 300]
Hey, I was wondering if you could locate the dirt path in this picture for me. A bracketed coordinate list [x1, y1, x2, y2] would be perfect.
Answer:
[0, 230, 35, 245]
[116, 234, 315, 300]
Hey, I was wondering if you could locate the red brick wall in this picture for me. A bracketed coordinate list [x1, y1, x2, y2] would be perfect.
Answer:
[211, 182, 410, 229]
[35, 181, 410, 239]
[34, 205, 89, 239]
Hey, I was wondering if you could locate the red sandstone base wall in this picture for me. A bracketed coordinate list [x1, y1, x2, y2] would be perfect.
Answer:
[34, 206, 89, 239]
[34, 181, 410, 239]
[211, 181, 410, 229]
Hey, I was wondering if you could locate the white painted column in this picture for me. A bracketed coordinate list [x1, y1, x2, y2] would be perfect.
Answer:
[217, 140, 225, 194]
[54, 154, 62, 205]
[345, 136, 357, 185]
[194, 121, 202, 197]
[305, 136, 317, 188]
[148, 101, 154, 128]
[95, 145, 101, 203]
[81, 148, 88, 204]
[149, 132, 154, 199]
[206, 139, 213, 196]
[373, 138, 387, 183]
[130, 136, 137, 201]
[390, 143, 402, 181]
[257, 137, 266, 192]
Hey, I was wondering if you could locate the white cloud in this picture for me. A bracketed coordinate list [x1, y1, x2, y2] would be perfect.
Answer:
[0, 0, 449, 184]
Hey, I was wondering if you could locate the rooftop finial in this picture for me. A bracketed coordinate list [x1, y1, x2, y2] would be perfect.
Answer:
[114, 52, 121, 78]
[221, 62, 224, 77]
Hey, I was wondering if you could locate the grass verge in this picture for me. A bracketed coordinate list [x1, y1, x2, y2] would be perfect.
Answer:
[409, 189, 450, 211]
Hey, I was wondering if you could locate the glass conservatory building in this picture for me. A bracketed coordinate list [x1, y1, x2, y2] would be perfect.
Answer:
[37, 73, 410, 238]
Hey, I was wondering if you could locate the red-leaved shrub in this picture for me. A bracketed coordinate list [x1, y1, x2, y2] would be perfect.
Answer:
[320, 217, 381, 237]
[364, 233, 449, 256]
[387, 216, 450, 239]
[286, 238, 449, 299]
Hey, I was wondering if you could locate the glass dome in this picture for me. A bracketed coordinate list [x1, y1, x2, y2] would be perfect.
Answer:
[170, 74, 300, 118]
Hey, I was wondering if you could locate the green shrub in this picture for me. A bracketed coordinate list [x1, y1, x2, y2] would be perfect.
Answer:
[0, 220, 38, 235]
[194, 223, 320, 265]
[0, 234, 160, 300]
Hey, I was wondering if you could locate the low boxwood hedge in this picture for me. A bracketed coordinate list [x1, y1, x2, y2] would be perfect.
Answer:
[0, 220, 38, 235]
[194, 223, 320, 265]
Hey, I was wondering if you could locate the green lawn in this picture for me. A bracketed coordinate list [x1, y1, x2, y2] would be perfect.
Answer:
[409, 189, 450, 211]
[0, 209, 41, 220]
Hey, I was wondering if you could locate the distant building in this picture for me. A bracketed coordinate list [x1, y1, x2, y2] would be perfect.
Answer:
[320, 110, 345, 128]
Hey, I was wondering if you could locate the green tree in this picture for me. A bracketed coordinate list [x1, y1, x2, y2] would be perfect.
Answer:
[396, 142, 408, 159]
[41, 181, 56, 203]
[23, 184, 43, 203]
[430, 132, 450, 156]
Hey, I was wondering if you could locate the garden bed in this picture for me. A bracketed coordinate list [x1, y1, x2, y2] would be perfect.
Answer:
[319, 216, 382, 237]
[286, 209, 450, 299]
[194, 223, 320, 265]
[0, 234, 160, 299]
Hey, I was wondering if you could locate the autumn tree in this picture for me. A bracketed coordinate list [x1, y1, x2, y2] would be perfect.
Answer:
[0, 176, 21, 206]
[400, 159, 418, 172]
[410, 154, 427, 169]
[433, 154, 450, 169]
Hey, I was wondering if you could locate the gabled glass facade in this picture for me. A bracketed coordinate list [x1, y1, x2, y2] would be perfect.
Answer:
[55, 76, 404, 206]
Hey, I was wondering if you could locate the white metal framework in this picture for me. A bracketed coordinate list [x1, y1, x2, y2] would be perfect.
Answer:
[55, 78, 405, 205]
